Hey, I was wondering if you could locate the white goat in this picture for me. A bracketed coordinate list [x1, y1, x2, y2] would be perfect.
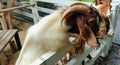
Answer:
[15, 10, 75, 65]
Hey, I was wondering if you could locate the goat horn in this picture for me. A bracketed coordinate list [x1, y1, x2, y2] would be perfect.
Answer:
[70, 2, 89, 7]
[61, 3, 90, 22]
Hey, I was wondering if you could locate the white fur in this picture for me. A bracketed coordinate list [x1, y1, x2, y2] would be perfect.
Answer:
[16, 11, 74, 65]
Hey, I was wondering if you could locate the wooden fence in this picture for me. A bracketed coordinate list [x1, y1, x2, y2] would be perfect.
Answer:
[6, 0, 119, 65]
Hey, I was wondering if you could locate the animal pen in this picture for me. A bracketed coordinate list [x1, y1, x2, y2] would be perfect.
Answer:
[0, 0, 119, 65]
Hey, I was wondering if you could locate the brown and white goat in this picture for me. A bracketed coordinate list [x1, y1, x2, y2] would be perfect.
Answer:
[15, 3, 97, 65]
[57, 1, 113, 64]
[56, 2, 104, 64]
[64, 2, 103, 54]
[94, 0, 114, 37]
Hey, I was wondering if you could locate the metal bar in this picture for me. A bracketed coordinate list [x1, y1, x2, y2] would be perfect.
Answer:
[14, 30, 22, 50]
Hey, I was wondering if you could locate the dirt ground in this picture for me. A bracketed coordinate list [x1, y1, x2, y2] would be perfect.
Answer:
[0, 17, 33, 65]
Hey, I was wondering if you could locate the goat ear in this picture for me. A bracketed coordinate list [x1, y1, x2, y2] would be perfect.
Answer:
[76, 17, 97, 47]
[87, 29, 97, 47]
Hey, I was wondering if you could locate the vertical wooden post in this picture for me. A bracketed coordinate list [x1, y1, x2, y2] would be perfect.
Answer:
[0, 1, 8, 29]
[6, 0, 14, 29]
[6, 0, 18, 53]
[0, 12, 8, 29]
[30, 0, 40, 24]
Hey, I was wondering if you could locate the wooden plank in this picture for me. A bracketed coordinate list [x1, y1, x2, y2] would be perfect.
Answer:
[5, 0, 14, 29]
[13, 7, 55, 19]
[0, 30, 11, 44]
[36, 0, 91, 6]
[36, 0, 71, 6]
[13, 10, 33, 18]
[37, 7, 55, 14]
[30, 51, 67, 65]
[0, 30, 7, 38]
[0, 3, 35, 13]
[85, 50, 101, 65]
[30, 51, 56, 65]
[0, 30, 17, 53]
[0, 31, 12, 53]
[42, 51, 67, 65]
[67, 45, 95, 65]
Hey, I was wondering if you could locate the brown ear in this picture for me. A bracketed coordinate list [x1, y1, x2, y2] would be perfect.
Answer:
[79, 25, 97, 47]
[76, 18, 96, 46]
[87, 28, 97, 47]
[75, 17, 97, 54]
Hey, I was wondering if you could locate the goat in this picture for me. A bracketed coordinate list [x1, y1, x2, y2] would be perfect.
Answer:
[56, 2, 104, 64]
[16, 3, 98, 65]
[93, 0, 114, 37]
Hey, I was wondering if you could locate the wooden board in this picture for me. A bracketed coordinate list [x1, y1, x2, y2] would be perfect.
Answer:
[0, 29, 22, 53]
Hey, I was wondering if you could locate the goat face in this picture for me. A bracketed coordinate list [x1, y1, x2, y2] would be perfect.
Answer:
[64, 2, 111, 53]
[61, 3, 98, 54]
